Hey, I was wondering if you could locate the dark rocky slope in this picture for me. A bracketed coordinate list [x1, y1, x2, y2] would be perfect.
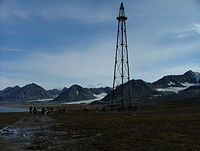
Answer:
[0, 83, 53, 102]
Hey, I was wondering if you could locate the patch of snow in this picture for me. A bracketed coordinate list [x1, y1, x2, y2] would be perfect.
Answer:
[157, 87, 187, 93]
[153, 94, 162, 97]
[181, 82, 194, 87]
[27, 98, 54, 102]
[181, 82, 200, 87]
[52, 95, 59, 98]
[63, 93, 107, 105]
[93, 93, 107, 98]
[158, 80, 200, 93]
[168, 81, 175, 86]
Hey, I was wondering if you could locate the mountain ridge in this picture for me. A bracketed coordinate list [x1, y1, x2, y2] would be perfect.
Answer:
[0, 83, 111, 103]
[0, 83, 53, 102]
[99, 70, 200, 104]
[152, 70, 199, 88]
[0, 70, 199, 103]
[52, 84, 111, 103]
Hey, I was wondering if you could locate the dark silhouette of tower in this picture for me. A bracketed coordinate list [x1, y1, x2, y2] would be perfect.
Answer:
[112, 2, 131, 109]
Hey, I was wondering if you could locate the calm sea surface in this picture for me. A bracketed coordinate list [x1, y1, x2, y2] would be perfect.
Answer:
[0, 106, 27, 112]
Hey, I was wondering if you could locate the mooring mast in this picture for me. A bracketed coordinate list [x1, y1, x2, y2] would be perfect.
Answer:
[112, 2, 131, 109]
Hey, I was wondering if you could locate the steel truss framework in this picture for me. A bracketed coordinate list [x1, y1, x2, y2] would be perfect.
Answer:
[112, 2, 131, 109]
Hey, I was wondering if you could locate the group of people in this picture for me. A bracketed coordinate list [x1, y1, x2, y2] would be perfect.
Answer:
[29, 106, 38, 116]
[125, 105, 144, 111]
[29, 106, 66, 116]
[83, 105, 143, 113]
[28, 105, 143, 115]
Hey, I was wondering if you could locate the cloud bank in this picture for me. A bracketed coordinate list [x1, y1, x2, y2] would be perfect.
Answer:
[0, 0, 200, 90]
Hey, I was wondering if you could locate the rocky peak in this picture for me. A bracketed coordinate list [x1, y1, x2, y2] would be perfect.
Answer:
[183, 70, 195, 77]
[0, 83, 53, 102]
[23, 83, 40, 89]
[152, 71, 198, 88]
[183, 70, 200, 83]
[61, 87, 68, 93]
[69, 84, 82, 90]
[14, 85, 21, 89]
[52, 84, 95, 102]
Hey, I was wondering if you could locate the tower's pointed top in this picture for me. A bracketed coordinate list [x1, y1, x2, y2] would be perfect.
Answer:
[117, 2, 127, 21]
[120, 2, 124, 9]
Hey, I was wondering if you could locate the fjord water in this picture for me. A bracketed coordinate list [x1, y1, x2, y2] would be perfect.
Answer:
[0, 106, 27, 112]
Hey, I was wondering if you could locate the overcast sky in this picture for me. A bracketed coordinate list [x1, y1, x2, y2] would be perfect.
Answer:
[0, 0, 200, 90]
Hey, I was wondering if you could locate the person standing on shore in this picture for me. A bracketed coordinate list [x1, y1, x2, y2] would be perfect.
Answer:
[33, 107, 37, 117]
[29, 106, 32, 115]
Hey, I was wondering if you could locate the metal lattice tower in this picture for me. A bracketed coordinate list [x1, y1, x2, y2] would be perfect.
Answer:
[112, 2, 131, 109]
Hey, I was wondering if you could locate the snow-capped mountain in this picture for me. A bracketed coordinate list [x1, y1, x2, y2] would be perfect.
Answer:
[101, 79, 162, 102]
[152, 70, 200, 93]
[1, 70, 199, 104]
[52, 84, 111, 103]
[98, 70, 200, 104]
[0, 84, 111, 103]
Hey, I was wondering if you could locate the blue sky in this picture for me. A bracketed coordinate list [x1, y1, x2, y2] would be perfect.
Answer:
[0, 0, 200, 90]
